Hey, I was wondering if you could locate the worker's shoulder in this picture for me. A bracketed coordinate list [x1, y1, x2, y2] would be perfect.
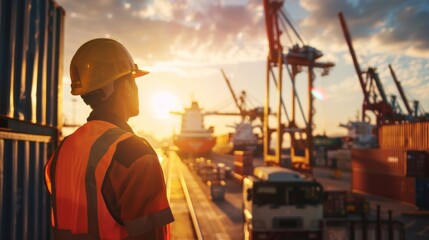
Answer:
[113, 134, 157, 168]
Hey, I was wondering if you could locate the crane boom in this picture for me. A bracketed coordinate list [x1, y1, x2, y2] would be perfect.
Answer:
[368, 67, 389, 105]
[389, 64, 413, 115]
[338, 12, 368, 108]
[339, 12, 397, 124]
[220, 69, 244, 116]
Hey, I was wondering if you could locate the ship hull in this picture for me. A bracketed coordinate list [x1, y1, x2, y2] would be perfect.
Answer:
[174, 136, 216, 157]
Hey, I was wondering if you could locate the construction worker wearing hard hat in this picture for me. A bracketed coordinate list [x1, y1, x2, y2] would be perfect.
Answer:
[44, 38, 174, 239]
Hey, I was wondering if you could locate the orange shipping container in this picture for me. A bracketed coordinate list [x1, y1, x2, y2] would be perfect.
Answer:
[379, 122, 429, 150]
[234, 150, 253, 167]
[233, 164, 253, 176]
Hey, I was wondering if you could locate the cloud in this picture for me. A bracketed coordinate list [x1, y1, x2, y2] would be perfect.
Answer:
[378, 6, 429, 51]
[57, 0, 267, 76]
[325, 75, 361, 100]
[298, 0, 429, 57]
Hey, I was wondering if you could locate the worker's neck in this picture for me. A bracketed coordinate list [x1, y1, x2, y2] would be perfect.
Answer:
[95, 101, 130, 123]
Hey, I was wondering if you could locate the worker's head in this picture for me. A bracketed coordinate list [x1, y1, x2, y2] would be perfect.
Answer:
[70, 38, 148, 117]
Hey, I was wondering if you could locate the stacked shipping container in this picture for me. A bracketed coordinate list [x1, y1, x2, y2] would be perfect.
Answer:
[233, 151, 254, 181]
[352, 122, 429, 209]
[378, 122, 429, 149]
[0, 0, 65, 239]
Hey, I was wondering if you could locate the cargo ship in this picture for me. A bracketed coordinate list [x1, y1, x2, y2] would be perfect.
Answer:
[230, 122, 260, 152]
[213, 123, 262, 155]
[173, 101, 216, 157]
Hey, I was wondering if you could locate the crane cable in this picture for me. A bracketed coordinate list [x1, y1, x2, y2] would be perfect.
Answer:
[282, 55, 309, 127]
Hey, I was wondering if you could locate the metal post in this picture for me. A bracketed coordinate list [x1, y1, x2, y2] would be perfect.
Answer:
[290, 67, 296, 167]
[388, 210, 393, 240]
[264, 56, 270, 164]
[350, 222, 355, 240]
[307, 65, 314, 173]
[362, 208, 367, 240]
[376, 205, 381, 240]
[276, 49, 283, 165]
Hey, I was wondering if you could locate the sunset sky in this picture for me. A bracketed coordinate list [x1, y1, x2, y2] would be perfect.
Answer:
[57, 0, 429, 142]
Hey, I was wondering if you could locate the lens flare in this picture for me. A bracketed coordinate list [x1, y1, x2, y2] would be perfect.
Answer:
[311, 88, 325, 100]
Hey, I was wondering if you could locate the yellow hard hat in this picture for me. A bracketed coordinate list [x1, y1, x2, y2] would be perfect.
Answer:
[70, 38, 148, 96]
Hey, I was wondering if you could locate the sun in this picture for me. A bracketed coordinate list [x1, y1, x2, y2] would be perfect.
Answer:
[151, 90, 179, 119]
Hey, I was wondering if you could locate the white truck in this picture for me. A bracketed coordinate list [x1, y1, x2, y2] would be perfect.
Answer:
[243, 166, 324, 240]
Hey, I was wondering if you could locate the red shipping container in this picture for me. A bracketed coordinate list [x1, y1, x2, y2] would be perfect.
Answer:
[352, 169, 415, 205]
[352, 149, 407, 176]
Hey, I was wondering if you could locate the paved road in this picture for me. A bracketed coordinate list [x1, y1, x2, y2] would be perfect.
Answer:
[209, 152, 429, 240]
[315, 168, 429, 240]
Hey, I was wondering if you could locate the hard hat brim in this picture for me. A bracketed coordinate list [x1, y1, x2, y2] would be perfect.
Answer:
[133, 69, 149, 78]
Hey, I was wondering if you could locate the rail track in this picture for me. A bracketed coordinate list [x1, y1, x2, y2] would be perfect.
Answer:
[162, 150, 204, 240]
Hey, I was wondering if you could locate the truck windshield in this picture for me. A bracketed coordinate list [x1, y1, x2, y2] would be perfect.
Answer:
[253, 182, 323, 206]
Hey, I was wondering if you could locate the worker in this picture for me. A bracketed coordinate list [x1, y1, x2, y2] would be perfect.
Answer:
[44, 38, 174, 239]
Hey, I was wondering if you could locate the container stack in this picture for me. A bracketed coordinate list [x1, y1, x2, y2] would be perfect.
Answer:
[0, 1, 65, 239]
[207, 180, 226, 201]
[352, 122, 429, 209]
[327, 149, 352, 171]
[207, 162, 227, 201]
[232, 151, 253, 181]
[323, 191, 348, 218]
[193, 158, 227, 201]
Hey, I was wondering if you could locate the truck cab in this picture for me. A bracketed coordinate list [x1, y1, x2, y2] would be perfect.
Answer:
[243, 166, 324, 240]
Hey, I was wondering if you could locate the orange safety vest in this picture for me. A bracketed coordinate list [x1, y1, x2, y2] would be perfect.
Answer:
[45, 121, 134, 239]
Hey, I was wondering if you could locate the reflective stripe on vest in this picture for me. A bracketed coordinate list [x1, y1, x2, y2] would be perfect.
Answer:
[45, 121, 133, 239]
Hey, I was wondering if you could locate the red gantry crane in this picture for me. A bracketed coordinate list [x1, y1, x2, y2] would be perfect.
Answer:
[388, 64, 429, 120]
[339, 12, 399, 125]
[388, 64, 413, 117]
[339, 12, 428, 125]
[263, 0, 334, 172]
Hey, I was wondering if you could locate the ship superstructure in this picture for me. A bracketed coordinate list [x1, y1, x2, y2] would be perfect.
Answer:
[173, 101, 216, 157]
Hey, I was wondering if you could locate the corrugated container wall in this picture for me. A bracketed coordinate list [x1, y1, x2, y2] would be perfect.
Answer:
[353, 121, 429, 207]
[0, 0, 64, 239]
[378, 122, 429, 150]
[352, 149, 407, 177]
[352, 169, 416, 205]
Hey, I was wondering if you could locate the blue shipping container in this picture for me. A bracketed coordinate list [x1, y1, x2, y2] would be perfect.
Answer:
[0, 0, 64, 239]
[0, 0, 64, 127]
[415, 177, 429, 210]
[0, 132, 56, 239]
[415, 177, 429, 194]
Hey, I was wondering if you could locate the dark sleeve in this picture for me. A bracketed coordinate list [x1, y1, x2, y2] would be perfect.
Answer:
[103, 136, 174, 238]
